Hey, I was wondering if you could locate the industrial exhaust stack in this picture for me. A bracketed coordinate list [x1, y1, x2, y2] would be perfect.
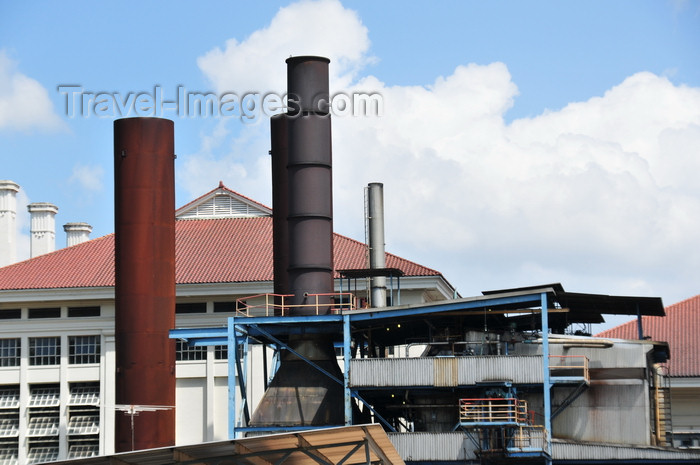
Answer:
[113, 117, 176, 451]
[250, 56, 344, 429]
[367, 182, 387, 307]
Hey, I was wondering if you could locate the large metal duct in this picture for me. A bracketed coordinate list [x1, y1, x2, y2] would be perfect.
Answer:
[113, 117, 176, 452]
[286, 56, 334, 315]
[367, 182, 387, 307]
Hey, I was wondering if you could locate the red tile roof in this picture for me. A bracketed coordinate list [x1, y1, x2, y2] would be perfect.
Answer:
[596, 294, 700, 377]
[0, 217, 442, 291]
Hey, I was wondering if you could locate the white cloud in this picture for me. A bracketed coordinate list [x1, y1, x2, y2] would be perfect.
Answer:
[197, 0, 371, 95]
[69, 164, 105, 193]
[184, 0, 700, 306]
[0, 50, 64, 132]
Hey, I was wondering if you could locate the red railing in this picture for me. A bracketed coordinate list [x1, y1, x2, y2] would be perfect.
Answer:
[459, 398, 532, 424]
[234, 292, 357, 316]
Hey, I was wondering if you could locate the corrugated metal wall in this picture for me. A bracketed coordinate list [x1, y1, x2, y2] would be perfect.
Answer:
[388, 432, 477, 461]
[552, 383, 651, 445]
[350, 356, 544, 387]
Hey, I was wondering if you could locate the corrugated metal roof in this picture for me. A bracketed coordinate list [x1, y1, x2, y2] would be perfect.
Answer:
[44, 424, 405, 465]
[551, 439, 700, 461]
[596, 294, 700, 377]
[0, 217, 443, 291]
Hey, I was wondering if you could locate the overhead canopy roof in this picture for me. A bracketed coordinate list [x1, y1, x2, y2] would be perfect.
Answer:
[45, 425, 404, 465]
[482, 283, 666, 317]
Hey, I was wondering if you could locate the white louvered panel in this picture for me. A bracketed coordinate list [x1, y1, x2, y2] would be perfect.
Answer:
[67, 415, 100, 435]
[0, 389, 19, 409]
[28, 387, 59, 407]
[69, 385, 100, 406]
[26, 416, 59, 437]
[0, 416, 18, 438]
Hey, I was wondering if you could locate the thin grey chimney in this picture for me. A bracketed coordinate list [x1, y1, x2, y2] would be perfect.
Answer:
[367, 182, 387, 307]
[64, 222, 92, 247]
[28, 202, 58, 257]
[0, 180, 20, 267]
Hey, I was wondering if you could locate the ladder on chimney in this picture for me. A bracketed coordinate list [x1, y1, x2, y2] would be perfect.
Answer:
[652, 365, 673, 447]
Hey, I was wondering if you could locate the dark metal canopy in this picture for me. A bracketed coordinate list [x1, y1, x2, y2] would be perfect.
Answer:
[482, 283, 665, 318]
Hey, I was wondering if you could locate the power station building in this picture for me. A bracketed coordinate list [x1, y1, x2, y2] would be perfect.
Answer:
[0, 182, 454, 464]
[3, 55, 700, 465]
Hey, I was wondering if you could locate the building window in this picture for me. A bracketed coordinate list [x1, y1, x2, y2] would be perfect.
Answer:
[28, 308, 60, 319]
[0, 387, 19, 410]
[28, 385, 60, 408]
[0, 339, 20, 367]
[0, 309, 21, 320]
[69, 383, 100, 406]
[67, 307, 100, 318]
[0, 384, 20, 465]
[0, 441, 19, 465]
[26, 442, 59, 465]
[213, 301, 236, 313]
[176, 340, 206, 361]
[68, 440, 99, 459]
[175, 302, 207, 314]
[214, 345, 228, 360]
[67, 383, 100, 458]
[69, 336, 100, 364]
[29, 338, 60, 366]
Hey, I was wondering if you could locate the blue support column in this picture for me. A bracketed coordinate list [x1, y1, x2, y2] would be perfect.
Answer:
[343, 315, 352, 425]
[541, 292, 553, 460]
[228, 317, 236, 439]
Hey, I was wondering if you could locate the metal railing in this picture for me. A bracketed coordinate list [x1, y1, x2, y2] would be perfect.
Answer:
[549, 355, 589, 381]
[234, 293, 358, 317]
[477, 425, 548, 453]
[459, 398, 532, 425]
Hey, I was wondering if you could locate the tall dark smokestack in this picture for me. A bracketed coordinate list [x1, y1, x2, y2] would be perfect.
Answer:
[114, 117, 176, 451]
[286, 56, 333, 315]
[250, 56, 344, 429]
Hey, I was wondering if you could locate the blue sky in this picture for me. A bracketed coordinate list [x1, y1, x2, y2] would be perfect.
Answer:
[1, 1, 699, 328]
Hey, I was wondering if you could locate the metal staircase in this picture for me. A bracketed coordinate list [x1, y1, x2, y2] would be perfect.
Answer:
[652, 364, 673, 447]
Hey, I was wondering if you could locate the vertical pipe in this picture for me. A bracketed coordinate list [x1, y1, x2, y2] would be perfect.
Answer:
[367, 182, 386, 307]
[636, 303, 644, 340]
[343, 315, 352, 425]
[228, 317, 237, 439]
[271, 114, 290, 301]
[114, 117, 175, 452]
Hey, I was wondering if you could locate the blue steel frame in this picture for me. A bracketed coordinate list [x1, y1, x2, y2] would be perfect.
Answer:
[169, 288, 556, 451]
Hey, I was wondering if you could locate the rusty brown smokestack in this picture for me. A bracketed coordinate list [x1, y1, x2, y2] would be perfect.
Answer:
[114, 117, 176, 451]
